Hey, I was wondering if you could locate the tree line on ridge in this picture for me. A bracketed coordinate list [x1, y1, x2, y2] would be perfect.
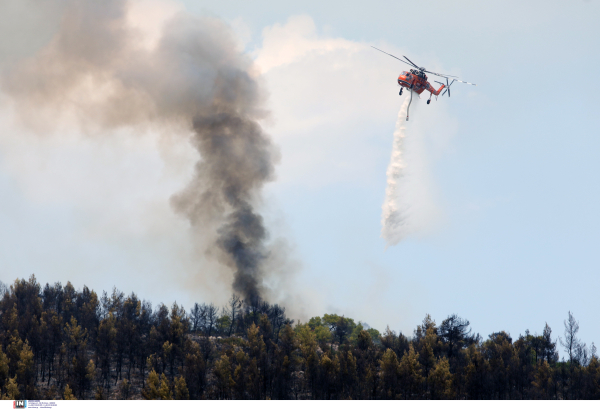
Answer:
[0, 276, 599, 400]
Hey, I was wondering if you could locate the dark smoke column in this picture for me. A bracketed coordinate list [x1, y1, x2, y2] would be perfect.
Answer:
[172, 77, 278, 302]
[0, 0, 282, 301]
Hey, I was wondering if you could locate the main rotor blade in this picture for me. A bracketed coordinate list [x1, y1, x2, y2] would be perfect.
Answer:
[372, 46, 477, 85]
[370, 46, 413, 66]
[423, 69, 459, 78]
[431, 72, 476, 85]
[402, 55, 421, 69]
[452, 79, 477, 86]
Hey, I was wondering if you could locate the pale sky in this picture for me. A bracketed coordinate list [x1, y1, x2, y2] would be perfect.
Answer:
[0, 0, 599, 354]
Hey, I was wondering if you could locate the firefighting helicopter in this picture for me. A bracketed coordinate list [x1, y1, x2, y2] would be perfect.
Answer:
[372, 46, 476, 120]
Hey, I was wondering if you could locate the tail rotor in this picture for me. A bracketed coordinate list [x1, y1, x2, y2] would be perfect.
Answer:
[436, 78, 455, 97]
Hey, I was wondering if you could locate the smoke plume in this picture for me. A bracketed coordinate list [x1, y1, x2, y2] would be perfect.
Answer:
[0, 0, 280, 301]
[381, 93, 412, 246]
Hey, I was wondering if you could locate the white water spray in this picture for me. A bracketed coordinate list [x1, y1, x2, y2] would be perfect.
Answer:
[381, 93, 412, 246]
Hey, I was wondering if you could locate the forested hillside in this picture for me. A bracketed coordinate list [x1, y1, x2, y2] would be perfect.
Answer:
[0, 276, 598, 400]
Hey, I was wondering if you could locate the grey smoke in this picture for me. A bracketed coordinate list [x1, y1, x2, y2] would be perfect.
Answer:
[172, 112, 277, 301]
[0, 0, 280, 301]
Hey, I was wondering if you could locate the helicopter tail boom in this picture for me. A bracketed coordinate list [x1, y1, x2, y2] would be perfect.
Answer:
[427, 83, 445, 96]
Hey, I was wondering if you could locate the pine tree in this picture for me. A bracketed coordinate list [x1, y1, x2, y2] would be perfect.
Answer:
[46, 311, 64, 385]
[2, 376, 19, 400]
[428, 357, 454, 399]
[119, 295, 142, 381]
[64, 316, 88, 392]
[440, 314, 471, 360]
[158, 373, 172, 400]
[183, 340, 207, 399]
[338, 350, 358, 399]
[233, 351, 249, 399]
[85, 359, 96, 398]
[532, 360, 553, 399]
[168, 303, 187, 379]
[6, 330, 24, 377]
[17, 340, 36, 397]
[273, 323, 298, 399]
[63, 384, 77, 400]
[214, 354, 235, 399]
[398, 344, 424, 399]
[484, 331, 513, 398]
[541, 323, 558, 363]
[174, 376, 190, 400]
[560, 311, 582, 364]
[584, 357, 600, 399]
[247, 323, 266, 398]
[142, 370, 161, 400]
[162, 341, 173, 379]
[5, 303, 19, 335]
[419, 326, 439, 395]
[463, 343, 489, 399]
[379, 348, 400, 398]
[357, 330, 374, 351]
[296, 323, 318, 396]
[96, 312, 116, 389]
[0, 345, 9, 393]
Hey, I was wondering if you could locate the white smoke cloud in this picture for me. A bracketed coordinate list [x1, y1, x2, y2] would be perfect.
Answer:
[253, 15, 401, 189]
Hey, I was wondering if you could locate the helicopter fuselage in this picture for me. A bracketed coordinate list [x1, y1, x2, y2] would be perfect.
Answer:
[397, 70, 445, 96]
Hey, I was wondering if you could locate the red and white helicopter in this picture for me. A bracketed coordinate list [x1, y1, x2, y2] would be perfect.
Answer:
[372, 46, 476, 120]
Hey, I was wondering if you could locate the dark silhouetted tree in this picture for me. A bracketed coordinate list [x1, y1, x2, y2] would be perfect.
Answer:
[560, 311, 582, 364]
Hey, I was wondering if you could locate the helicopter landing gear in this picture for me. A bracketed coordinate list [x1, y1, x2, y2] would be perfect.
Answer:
[399, 88, 403, 96]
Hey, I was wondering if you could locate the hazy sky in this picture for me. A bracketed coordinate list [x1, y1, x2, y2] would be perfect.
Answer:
[1, 0, 599, 354]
